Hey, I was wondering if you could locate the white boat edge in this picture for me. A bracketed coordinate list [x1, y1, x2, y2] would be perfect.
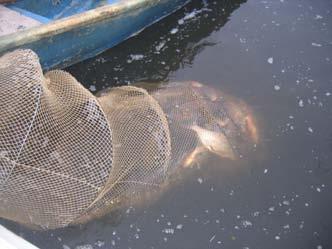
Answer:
[0, 225, 39, 249]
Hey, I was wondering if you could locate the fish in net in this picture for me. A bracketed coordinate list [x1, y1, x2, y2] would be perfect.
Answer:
[0, 49, 258, 229]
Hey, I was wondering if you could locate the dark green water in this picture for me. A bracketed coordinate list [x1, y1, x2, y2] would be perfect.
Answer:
[2, 0, 332, 248]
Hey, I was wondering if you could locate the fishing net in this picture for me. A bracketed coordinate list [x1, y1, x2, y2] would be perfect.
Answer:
[0, 49, 257, 229]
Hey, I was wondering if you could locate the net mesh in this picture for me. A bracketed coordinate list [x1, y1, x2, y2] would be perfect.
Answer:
[0, 50, 257, 229]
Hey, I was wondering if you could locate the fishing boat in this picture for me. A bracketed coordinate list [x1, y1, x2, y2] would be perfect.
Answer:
[0, 0, 190, 70]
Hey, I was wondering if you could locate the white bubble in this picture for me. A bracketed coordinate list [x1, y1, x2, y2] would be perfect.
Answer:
[75, 244, 93, 249]
[170, 28, 179, 34]
[298, 99, 304, 107]
[95, 240, 105, 248]
[282, 200, 290, 205]
[129, 54, 144, 61]
[89, 85, 96, 92]
[163, 228, 174, 234]
[283, 224, 290, 229]
[176, 224, 183, 230]
[241, 220, 253, 228]
[311, 42, 322, 47]
[267, 57, 274, 64]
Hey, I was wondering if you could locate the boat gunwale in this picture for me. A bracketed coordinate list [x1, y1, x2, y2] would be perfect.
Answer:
[0, 0, 164, 51]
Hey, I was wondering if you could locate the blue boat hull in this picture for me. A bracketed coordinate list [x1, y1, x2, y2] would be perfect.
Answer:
[0, 0, 189, 70]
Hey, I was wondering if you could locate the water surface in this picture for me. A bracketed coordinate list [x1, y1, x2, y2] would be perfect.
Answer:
[2, 0, 332, 248]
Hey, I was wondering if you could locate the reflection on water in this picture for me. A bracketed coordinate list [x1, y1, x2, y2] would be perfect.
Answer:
[67, 0, 247, 89]
[2, 0, 332, 248]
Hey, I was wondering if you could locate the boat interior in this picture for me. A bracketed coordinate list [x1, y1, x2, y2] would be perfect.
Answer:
[0, 0, 119, 36]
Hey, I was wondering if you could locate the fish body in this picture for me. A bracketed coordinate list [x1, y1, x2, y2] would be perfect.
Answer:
[183, 125, 236, 167]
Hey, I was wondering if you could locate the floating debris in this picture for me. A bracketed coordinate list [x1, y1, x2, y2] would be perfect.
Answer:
[89, 85, 96, 92]
[274, 85, 281, 91]
[282, 200, 290, 206]
[163, 228, 174, 234]
[129, 54, 144, 61]
[241, 220, 253, 228]
[311, 43, 322, 47]
[170, 28, 179, 34]
[75, 245, 93, 249]
[176, 224, 183, 230]
[267, 57, 274, 64]
[298, 99, 304, 107]
[95, 240, 105, 248]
